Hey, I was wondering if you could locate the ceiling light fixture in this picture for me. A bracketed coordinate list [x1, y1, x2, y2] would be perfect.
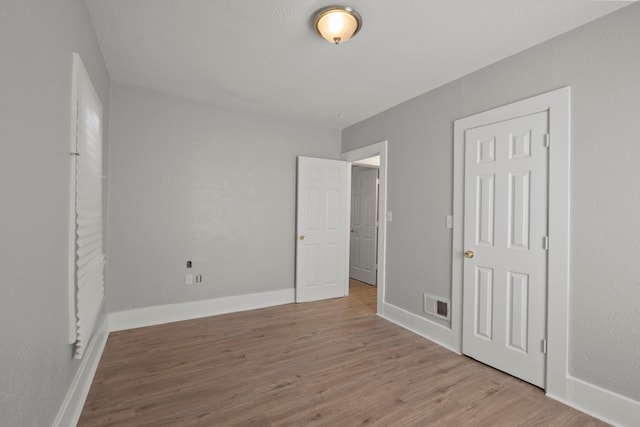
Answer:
[314, 6, 362, 45]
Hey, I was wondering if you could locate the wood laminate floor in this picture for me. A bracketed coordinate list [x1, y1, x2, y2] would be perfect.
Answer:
[79, 280, 607, 426]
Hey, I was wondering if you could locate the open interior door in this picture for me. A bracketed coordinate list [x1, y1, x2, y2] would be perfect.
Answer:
[296, 156, 349, 302]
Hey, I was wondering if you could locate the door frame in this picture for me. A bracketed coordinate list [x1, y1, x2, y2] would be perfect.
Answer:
[342, 140, 388, 313]
[452, 87, 570, 397]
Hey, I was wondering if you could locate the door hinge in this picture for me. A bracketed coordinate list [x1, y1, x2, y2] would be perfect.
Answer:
[544, 133, 550, 148]
[542, 339, 548, 354]
[543, 235, 549, 250]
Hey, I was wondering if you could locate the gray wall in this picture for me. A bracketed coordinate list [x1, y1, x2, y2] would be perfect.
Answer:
[106, 83, 340, 312]
[343, 4, 640, 402]
[0, 1, 110, 425]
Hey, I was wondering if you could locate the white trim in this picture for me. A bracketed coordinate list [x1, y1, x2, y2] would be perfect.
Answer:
[378, 302, 458, 353]
[452, 87, 571, 398]
[548, 376, 640, 427]
[53, 311, 109, 427]
[344, 164, 352, 297]
[341, 140, 388, 314]
[108, 288, 295, 332]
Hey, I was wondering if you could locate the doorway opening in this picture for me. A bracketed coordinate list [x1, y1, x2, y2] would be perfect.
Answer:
[342, 140, 388, 315]
[349, 156, 379, 287]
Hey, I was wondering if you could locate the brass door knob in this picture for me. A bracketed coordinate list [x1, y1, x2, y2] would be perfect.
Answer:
[350, 228, 354, 233]
[299, 235, 305, 240]
[464, 250, 475, 259]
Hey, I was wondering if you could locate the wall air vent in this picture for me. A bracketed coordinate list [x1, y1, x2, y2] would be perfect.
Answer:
[424, 294, 450, 321]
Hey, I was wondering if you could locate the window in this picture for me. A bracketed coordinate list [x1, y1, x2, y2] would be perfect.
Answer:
[68, 53, 105, 359]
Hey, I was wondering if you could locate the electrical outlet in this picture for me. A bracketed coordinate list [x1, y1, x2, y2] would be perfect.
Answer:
[185, 274, 194, 285]
[196, 274, 203, 284]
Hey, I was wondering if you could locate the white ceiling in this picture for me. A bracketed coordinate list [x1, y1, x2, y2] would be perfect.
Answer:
[85, 0, 631, 129]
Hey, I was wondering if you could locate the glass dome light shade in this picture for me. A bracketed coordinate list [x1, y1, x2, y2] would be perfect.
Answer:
[314, 7, 362, 44]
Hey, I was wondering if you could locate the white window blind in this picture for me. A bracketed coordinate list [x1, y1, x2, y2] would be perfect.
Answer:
[70, 53, 105, 359]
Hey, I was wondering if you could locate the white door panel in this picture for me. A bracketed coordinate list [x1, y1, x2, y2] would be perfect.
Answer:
[463, 111, 548, 388]
[349, 167, 378, 285]
[296, 157, 349, 302]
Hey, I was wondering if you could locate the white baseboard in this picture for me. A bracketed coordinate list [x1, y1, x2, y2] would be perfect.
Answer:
[109, 288, 295, 332]
[52, 312, 109, 427]
[547, 376, 640, 427]
[378, 301, 458, 353]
